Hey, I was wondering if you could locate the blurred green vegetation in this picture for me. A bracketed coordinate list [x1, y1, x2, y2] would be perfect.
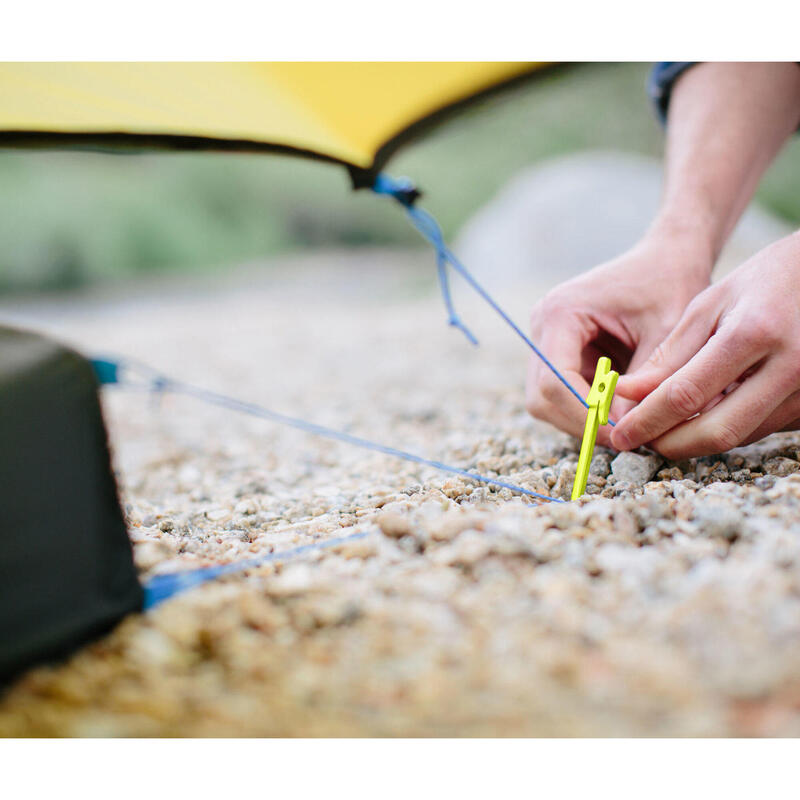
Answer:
[1, 62, 798, 293]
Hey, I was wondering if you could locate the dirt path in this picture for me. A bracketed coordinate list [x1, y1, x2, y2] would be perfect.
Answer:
[2, 248, 800, 736]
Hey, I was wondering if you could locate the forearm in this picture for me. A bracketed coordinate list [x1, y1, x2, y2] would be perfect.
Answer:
[649, 62, 800, 267]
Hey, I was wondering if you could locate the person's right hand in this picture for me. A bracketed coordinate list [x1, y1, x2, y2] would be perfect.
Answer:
[526, 229, 713, 447]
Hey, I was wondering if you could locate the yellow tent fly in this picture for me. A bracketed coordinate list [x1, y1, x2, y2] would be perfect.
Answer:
[0, 62, 547, 186]
[0, 61, 591, 659]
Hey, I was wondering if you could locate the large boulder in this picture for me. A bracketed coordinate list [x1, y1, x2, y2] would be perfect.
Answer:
[455, 151, 791, 293]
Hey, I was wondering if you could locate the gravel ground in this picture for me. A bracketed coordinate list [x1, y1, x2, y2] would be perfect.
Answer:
[2, 248, 800, 737]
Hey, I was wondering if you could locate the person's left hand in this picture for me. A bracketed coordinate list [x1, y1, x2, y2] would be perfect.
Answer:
[611, 231, 800, 459]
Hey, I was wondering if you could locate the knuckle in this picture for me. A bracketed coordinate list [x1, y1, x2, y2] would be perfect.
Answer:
[525, 393, 547, 420]
[530, 299, 561, 335]
[529, 302, 545, 328]
[665, 377, 706, 418]
[540, 376, 562, 404]
[545, 297, 569, 315]
[687, 290, 715, 314]
[706, 420, 742, 453]
[742, 314, 779, 348]
[646, 342, 666, 367]
[539, 292, 571, 320]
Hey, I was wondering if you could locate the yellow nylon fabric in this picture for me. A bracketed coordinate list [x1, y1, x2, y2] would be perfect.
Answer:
[0, 62, 540, 169]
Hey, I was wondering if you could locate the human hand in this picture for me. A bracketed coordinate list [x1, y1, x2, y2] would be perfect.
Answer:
[611, 232, 800, 459]
[526, 229, 712, 446]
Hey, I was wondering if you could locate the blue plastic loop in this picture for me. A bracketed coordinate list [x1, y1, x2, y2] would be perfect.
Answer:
[372, 172, 607, 420]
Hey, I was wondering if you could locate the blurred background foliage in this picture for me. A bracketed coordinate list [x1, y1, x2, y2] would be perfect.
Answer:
[1, 62, 799, 294]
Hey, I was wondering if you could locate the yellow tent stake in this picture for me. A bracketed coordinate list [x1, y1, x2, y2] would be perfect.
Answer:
[571, 357, 618, 501]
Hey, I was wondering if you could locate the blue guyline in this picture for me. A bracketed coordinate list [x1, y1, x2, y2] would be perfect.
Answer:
[142, 532, 369, 609]
[93, 358, 564, 607]
[372, 173, 616, 427]
[93, 358, 564, 507]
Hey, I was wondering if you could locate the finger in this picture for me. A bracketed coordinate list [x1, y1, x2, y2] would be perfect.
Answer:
[741, 389, 800, 445]
[625, 331, 671, 376]
[615, 298, 719, 402]
[595, 419, 617, 450]
[650, 361, 791, 459]
[610, 394, 636, 423]
[599, 332, 666, 426]
[526, 311, 623, 447]
[611, 327, 768, 452]
[612, 332, 675, 415]
[527, 352, 595, 440]
[527, 370, 618, 449]
[527, 310, 593, 418]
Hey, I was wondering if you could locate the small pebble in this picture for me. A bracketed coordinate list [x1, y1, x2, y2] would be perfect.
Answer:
[610, 452, 663, 486]
[7, 277, 800, 739]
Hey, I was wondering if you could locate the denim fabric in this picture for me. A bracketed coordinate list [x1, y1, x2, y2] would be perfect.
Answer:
[648, 62, 697, 124]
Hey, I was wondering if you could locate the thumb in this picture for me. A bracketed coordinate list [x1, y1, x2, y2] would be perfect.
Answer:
[603, 336, 664, 429]
[616, 302, 716, 402]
